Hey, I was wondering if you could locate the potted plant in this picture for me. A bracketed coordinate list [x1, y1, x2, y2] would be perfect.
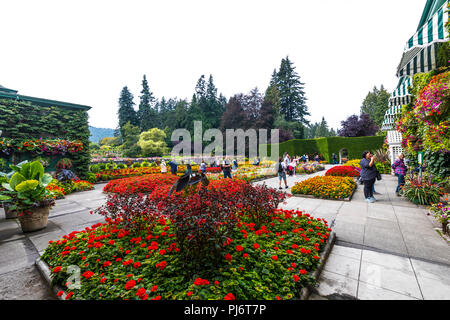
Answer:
[0, 160, 55, 232]
[0, 166, 18, 219]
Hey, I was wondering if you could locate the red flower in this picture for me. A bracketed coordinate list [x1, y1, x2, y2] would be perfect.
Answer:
[56, 291, 64, 297]
[125, 280, 136, 290]
[108, 240, 115, 245]
[194, 278, 210, 286]
[253, 243, 259, 249]
[236, 245, 243, 252]
[272, 255, 278, 260]
[151, 295, 161, 300]
[243, 253, 249, 258]
[156, 261, 167, 270]
[82, 271, 94, 279]
[150, 285, 158, 292]
[299, 269, 307, 275]
[158, 249, 166, 255]
[133, 262, 141, 269]
[53, 266, 62, 273]
[136, 287, 146, 297]
[103, 261, 111, 267]
[291, 263, 297, 268]
[225, 253, 232, 261]
[100, 277, 107, 283]
[293, 275, 300, 282]
[214, 281, 220, 286]
[187, 291, 193, 297]
[65, 292, 74, 300]
[224, 293, 235, 300]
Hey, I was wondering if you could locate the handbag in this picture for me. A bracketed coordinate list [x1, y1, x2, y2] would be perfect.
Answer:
[376, 171, 382, 181]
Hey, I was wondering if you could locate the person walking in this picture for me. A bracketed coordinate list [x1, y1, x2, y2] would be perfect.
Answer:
[332, 153, 337, 165]
[360, 151, 378, 203]
[305, 154, 309, 163]
[232, 158, 238, 171]
[160, 160, 167, 174]
[222, 157, 232, 179]
[302, 154, 306, 163]
[200, 159, 207, 174]
[277, 157, 288, 190]
[168, 159, 178, 176]
[186, 160, 192, 176]
[392, 153, 407, 196]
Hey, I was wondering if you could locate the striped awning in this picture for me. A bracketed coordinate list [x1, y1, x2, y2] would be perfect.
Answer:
[405, 1, 449, 51]
[385, 105, 403, 115]
[396, 1, 449, 77]
[396, 42, 440, 77]
[389, 76, 412, 106]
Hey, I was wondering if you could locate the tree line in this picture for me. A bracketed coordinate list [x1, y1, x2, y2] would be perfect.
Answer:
[111, 57, 389, 157]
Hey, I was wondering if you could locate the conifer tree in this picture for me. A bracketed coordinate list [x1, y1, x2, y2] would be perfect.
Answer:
[276, 56, 309, 124]
[117, 86, 138, 136]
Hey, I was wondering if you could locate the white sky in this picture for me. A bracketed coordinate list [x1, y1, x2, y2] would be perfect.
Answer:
[0, 0, 426, 131]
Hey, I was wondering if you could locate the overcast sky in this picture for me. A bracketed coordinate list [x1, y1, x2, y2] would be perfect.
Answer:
[1, 0, 426, 131]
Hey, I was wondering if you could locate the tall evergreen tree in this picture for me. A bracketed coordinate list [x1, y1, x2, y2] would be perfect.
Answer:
[316, 117, 329, 138]
[138, 75, 157, 131]
[360, 85, 390, 127]
[117, 86, 138, 137]
[276, 56, 309, 124]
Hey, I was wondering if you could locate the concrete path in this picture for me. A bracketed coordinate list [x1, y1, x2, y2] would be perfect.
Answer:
[254, 167, 450, 300]
[0, 166, 449, 300]
[0, 183, 107, 299]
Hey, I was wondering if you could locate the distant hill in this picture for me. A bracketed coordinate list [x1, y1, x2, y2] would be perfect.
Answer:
[89, 126, 115, 143]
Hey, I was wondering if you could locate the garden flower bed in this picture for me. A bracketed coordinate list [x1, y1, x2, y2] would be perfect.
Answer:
[291, 176, 357, 201]
[38, 178, 333, 300]
[325, 166, 360, 177]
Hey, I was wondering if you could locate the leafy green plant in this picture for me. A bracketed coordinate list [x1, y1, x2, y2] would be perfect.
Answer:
[402, 172, 444, 205]
[0, 158, 7, 172]
[141, 161, 150, 167]
[131, 162, 142, 168]
[86, 173, 97, 184]
[0, 160, 54, 211]
[89, 164, 100, 173]
[106, 163, 117, 171]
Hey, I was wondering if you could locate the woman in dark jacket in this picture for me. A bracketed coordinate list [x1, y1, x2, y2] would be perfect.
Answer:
[360, 151, 378, 203]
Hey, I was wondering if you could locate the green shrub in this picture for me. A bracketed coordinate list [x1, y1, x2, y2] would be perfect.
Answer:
[141, 161, 150, 167]
[116, 163, 127, 169]
[0, 158, 6, 172]
[86, 173, 97, 184]
[264, 136, 385, 163]
[402, 173, 444, 205]
[132, 162, 141, 168]
[106, 163, 117, 171]
[98, 163, 107, 171]
[89, 164, 100, 173]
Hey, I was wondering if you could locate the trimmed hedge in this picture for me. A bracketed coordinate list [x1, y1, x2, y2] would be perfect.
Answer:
[264, 136, 385, 162]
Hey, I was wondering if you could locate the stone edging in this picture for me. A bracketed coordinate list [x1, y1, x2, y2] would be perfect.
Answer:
[36, 232, 336, 301]
[35, 257, 66, 300]
[299, 231, 336, 300]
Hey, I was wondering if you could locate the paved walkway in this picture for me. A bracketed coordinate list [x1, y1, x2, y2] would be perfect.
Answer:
[254, 167, 450, 300]
[0, 166, 449, 300]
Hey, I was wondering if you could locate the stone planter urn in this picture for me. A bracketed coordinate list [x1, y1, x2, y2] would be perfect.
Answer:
[17, 205, 50, 233]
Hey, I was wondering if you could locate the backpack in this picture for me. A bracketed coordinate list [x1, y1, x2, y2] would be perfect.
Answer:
[278, 162, 284, 173]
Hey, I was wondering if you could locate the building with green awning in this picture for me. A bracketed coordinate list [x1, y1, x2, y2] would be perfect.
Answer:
[381, 0, 449, 165]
